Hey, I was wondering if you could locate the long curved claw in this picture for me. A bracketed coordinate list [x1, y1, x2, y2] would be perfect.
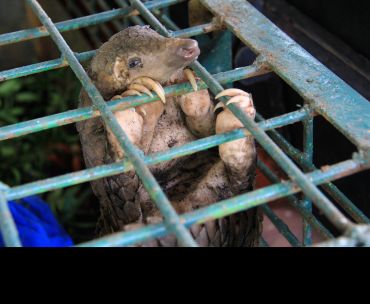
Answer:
[129, 83, 153, 98]
[226, 95, 253, 107]
[215, 88, 250, 100]
[213, 89, 254, 113]
[138, 107, 147, 116]
[133, 77, 166, 104]
[121, 89, 142, 97]
[213, 102, 225, 112]
[112, 92, 137, 112]
[184, 68, 198, 92]
[111, 95, 123, 100]
[154, 80, 166, 103]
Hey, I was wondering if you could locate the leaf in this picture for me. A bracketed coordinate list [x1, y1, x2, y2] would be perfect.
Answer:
[0, 80, 22, 97]
[10, 168, 21, 184]
[0, 145, 16, 157]
[15, 92, 39, 103]
[9, 107, 24, 116]
[0, 111, 17, 124]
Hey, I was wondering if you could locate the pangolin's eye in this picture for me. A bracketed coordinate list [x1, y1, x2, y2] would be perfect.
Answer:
[128, 57, 143, 69]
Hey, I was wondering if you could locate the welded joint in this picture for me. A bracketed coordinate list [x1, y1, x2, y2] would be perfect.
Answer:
[302, 103, 316, 118]
[167, 16, 224, 37]
[0, 191, 22, 247]
[0, 182, 10, 191]
[352, 151, 370, 167]
[209, 16, 227, 31]
[253, 55, 272, 74]
[316, 224, 370, 247]
[346, 224, 370, 247]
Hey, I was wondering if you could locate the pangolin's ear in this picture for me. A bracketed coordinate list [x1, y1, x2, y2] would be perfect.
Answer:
[113, 57, 127, 82]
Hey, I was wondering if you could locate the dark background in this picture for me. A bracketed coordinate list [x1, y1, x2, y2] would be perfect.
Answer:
[287, 0, 370, 59]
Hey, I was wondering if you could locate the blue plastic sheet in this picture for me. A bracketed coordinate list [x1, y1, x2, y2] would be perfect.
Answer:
[0, 196, 73, 247]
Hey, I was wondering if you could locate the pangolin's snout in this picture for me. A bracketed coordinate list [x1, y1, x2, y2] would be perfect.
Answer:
[176, 39, 200, 62]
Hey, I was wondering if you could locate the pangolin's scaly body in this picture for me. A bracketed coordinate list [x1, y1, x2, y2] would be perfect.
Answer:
[77, 26, 262, 247]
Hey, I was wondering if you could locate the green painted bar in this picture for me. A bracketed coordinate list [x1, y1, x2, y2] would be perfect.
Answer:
[0, 0, 186, 46]
[115, 0, 146, 26]
[261, 204, 302, 247]
[0, 65, 268, 141]
[259, 237, 269, 247]
[0, 50, 95, 82]
[302, 112, 314, 246]
[77, 157, 365, 247]
[0, 182, 10, 191]
[256, 113, 370, 224]
[257, 159, 333, 239]
[153, 9, 180, 31]
[0, 193, 21, 247]
[314, 225, 370, 247]
[130, 0, 169, 35]
[5, 109, 309, 201]
[26, 0, 197, 247]
[200, 0, 370, 151]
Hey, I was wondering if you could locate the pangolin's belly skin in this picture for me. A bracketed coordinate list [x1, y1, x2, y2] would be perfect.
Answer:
[78, 92, 262, 247]
[147, 97, 216, 187]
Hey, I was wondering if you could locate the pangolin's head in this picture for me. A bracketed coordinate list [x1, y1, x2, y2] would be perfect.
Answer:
[90, 25, 200, 99]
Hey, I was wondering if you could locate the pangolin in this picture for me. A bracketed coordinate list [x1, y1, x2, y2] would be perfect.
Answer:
[77, 25, 262, 247]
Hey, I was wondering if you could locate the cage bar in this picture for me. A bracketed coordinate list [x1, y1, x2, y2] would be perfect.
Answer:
[0, 193, 21, 247]
[79, 157, 366, 247]
[0, 0, 368, 247]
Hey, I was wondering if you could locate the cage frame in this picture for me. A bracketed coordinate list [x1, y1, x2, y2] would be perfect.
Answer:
[0, 0, 369, 247]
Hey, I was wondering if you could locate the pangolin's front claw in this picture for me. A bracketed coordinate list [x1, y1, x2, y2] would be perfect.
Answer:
[128, 83, 153, 98]
[215, 88, 256, 192]
[225, 95, 253, 107]
[111, 94, 134, 112]
[184, 68, 198, 92]
[215, 88, 250, 99]
[113, 91, 147, 116]
[213, 88, 254, 117]
[121, 89, 142, 97]
[132, 77, 166, 104]
[213, 101, 224, 112]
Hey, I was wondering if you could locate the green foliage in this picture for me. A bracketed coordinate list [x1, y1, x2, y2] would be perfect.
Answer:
[0, 69, 99, 243]
[0, 69, 80, 184]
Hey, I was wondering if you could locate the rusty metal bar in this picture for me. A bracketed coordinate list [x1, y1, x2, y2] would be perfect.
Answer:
[200, 0, 370, 151]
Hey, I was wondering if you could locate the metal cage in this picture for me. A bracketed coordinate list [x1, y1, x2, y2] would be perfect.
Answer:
[0, 0, 369, 247]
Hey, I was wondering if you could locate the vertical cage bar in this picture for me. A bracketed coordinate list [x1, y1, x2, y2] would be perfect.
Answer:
[257, 159, 333, 240]
[0, 193, 22, 247]
[259, 237, 269, 247]
[200, 0, 370, 151]
[256, 113, 370, 224]
[130, 0, 170, 35]
[302, 112, 314, 245]
[115, 0, 145, 25]
[26, 0, 197, 247]
[261, 205, 302, 247]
